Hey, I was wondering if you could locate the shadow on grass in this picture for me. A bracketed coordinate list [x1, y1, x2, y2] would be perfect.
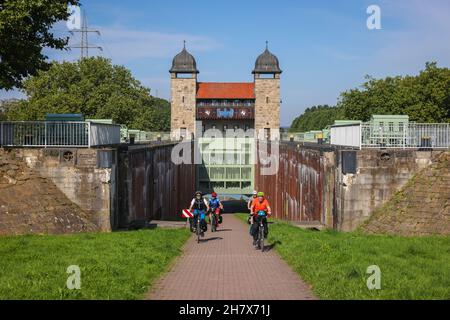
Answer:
[263, 240, 282, 252]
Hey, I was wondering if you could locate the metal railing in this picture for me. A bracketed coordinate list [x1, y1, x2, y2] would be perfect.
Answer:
[330, 122, 450, 149]
[197, 101, 254, 108]
[361, 123, 450, 149]
[0, 121, 121, 148]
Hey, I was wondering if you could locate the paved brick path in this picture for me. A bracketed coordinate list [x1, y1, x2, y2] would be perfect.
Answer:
[148, 214, 316, 300]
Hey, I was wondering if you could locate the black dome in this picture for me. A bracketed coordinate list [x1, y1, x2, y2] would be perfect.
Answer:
[170, 43, 199, 74]
[252, 43, 282, 74]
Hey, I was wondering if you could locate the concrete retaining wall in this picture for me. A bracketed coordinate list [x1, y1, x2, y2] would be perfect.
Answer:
[13, 148, 115, 231]
[335, 149, 438, 231]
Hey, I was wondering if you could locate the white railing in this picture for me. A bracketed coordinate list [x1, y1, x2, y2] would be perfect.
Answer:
[0, 121, 121, 148]
[330, 122, 450, 149]
[361, 123, 450, 149]
[331, 123, 361, 148]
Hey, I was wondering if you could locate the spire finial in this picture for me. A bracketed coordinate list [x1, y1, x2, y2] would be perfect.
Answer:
[265, 40, 268, 50]
[183, 40, 186, 49]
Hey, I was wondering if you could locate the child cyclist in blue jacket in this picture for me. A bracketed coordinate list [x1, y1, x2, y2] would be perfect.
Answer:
[208, 192, 224, 229]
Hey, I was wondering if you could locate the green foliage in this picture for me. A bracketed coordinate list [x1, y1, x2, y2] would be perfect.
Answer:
[235, 214, 450, 299]
[339, 62, 450, 123]
[0, 228, 190, 299]
[290, 104, 343, 132]
[290, 62, 450, 130]
[0, 0, 80, 89]
[6, 57, 171, 131]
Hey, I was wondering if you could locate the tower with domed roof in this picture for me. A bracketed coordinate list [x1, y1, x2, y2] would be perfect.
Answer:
[169, 42, 198, 139]
[252, 41, 282, 139]
[169, 41, 281, 140]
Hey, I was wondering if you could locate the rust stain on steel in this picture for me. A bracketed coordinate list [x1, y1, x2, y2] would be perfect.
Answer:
[119, 142, 195, 227]
[255, 142, 324, 223]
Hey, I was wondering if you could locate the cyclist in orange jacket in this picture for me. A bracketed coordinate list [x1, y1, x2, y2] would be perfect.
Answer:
[250, 191, 272, 246]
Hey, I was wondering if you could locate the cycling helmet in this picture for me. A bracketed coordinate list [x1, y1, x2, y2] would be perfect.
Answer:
[195, 191, 202, 197]
[211, 192, 217, 197]
[257, 191, 264, 197]
[252, 190, 258, 195]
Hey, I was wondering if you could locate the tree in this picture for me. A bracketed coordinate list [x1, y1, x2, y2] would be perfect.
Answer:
[338, 62, 450, 123]
[0, 0, 80, 89]
[289, 105, 343, 132]
[290, 62, 450, 130]
[6, 57, 171, 131]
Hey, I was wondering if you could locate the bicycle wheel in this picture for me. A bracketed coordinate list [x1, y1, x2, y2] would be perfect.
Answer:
[211, 214, 216, 232]
[260, 224, 264, 252]
[197, 217, 201, 243]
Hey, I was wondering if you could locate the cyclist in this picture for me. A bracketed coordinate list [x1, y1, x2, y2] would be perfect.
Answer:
[248, 190, 258, 212]
[247, 190, 258, 230]
[208, 192, 224, 229]
[250, 191, 272, 246]
[189, 191, 209, 236]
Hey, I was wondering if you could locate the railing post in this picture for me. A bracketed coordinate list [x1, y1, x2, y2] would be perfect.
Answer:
[44, 121, 47, 148]
[447, 123, 450, 149]
[359, 123, 362, 150]
[88, 121, 91, 148]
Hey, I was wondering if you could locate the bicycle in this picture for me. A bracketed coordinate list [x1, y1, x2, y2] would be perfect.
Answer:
[255, 210, 267, 252]
[196, 213, 201, 243]
[195, 210, 207, 243]
[209, 208, 220, 232]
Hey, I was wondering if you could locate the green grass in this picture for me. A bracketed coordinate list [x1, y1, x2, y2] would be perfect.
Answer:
[0, 228, 190, 299]
[235, 213, 450, 299]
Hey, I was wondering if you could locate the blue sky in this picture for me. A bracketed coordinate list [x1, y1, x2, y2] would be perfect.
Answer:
[2, 0, 450, 126]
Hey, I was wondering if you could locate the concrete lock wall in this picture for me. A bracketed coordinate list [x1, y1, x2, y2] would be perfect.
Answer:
[4, 142, 196, 233]
[11, 148, 116, 231]
[335, 149, 437, 231]
[254, 142, 440, 231]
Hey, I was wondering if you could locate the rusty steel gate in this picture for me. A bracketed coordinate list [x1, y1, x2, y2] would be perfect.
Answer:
[255, 142, 332, 224]
[117, 142, 195, 227]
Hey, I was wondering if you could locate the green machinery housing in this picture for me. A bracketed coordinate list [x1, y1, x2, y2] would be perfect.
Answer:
[196, 137, 255, 195]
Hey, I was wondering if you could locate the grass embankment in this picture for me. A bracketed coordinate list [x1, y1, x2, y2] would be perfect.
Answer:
[0, 228, 190, 299]
[235, 213, 450, 299]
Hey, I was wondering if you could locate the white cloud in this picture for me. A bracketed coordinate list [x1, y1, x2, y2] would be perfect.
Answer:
[49, 25, 221, 64]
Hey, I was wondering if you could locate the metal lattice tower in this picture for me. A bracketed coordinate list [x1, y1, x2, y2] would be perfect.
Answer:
[69, 10, 102, 59]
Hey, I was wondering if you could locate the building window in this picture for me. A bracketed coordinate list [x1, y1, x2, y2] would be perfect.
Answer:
[266, 97, 269, 103]
[182, 96, 185, 103]
[388, 122, 394, 132]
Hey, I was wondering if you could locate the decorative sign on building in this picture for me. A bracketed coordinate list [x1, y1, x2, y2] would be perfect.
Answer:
[196, 107, 254, 120]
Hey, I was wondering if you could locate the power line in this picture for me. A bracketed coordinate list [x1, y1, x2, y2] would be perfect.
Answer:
[69, 10, 102, 59]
